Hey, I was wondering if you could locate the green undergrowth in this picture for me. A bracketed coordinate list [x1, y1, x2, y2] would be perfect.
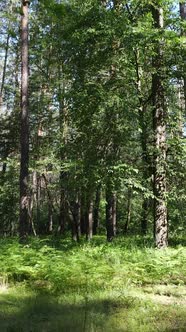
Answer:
[0, 236, 185, 292]
[0, 235, 186, 331]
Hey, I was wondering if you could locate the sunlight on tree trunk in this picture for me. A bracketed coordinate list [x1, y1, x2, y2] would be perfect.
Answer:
[19, 0, 30, 241]
[152, 4, 168, 248]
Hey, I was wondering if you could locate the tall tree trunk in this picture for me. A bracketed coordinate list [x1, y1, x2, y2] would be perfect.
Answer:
[151, 4, 168, 248]
[180, 3, 186, 115]
[139, 104, 151, 235]
[58, 70, 68, 234]
[104, 0, 120, 242]
[134, 49, 149, 235]
[19, 0, 30, 241]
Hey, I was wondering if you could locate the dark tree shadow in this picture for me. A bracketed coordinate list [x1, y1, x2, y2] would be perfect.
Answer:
[0, 290, 186, 332]
[0, 291, 132, 332]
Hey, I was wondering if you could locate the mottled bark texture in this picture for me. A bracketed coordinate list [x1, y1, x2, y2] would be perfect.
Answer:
[19, 0, 30, 240]
[151, 4, 168, 248]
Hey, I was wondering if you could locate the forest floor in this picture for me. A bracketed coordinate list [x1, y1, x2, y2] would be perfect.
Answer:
[0, 235, 185, 332]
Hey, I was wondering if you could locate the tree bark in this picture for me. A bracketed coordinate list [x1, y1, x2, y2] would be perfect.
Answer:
[19, 0, 30, 241]
[0, 32, 10, 107]
[93, 185, 101, 235]
[106, 183, 117, 241]
[58, 170, 67, 234]
[58, 69, 68, 234]
[140, 103, 150, 235]
[151, 4, 168, 248]
[42, 173, 54, 233]
[86, 200, 94, 241]
[124, 188, 132, 234]
[133, 49, 150, 235]
[180, 3, 186, 116]
[71, 195, 81, 241]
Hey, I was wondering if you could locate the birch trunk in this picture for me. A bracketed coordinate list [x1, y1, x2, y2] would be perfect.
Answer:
[151, 4, 168, 248]
[19, 0, 30, 240]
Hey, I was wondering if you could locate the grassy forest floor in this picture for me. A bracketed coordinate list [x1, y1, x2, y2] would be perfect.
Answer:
[0, 236, 185, 332]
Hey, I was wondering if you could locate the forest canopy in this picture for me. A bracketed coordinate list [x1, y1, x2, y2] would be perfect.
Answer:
[0, 0, 186, 248]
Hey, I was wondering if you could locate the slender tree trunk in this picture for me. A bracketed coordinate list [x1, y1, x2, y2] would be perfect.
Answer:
[180, 3, 186, 115]
[42, 174, 54, 233]
[104, 0, 120, 242]
[151, 4, 168, 248]
[0, 32, 10, 107]
[48, 204, 53, 233]
[77, 199, 81, 238]
[0, 31, 11, 174]
[124, 188, 132, 234]
[134, 49, 149, 235]
[93, 185, 101, 235]
[140, 105, 150, 235]
[71, 195, 81, 241]
[58, 72, 68, 234]
[58, 180, 66, 234]
[141, 198, 148, 235]
[106, 183, 117, 241]
[80, 192, 87, 235]
[19, 0, 30, 241]
[86, 199, 94, 241]
[28, 171, 37, 236]
[36, 173, 41, 227]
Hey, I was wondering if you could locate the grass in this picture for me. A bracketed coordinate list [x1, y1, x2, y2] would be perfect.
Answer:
[0, 235, 186, 331]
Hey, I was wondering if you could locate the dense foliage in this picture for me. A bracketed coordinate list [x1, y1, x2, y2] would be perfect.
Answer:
[0, 0, 186, 246]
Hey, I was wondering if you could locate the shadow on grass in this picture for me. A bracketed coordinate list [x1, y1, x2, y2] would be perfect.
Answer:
[0, 289, 186, 332]
[0, 291, 133, 332]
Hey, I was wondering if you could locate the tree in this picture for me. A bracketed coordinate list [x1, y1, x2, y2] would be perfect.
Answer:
[180, 2, 186, 114]
[151, 2, 168, 248]
[19, 0, 30, 240]
[0, 0, 185, 243]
